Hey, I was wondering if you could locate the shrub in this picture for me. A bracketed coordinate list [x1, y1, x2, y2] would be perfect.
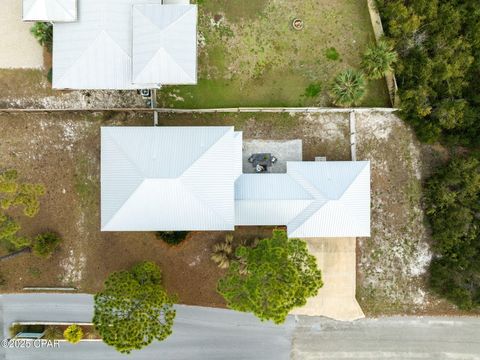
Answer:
[64, 324, 84, 344]
[361, 40, 398, 79]
[325, 47, 340, 61]
[0, 169, 45, 251]
[211, 234, 234, 269]
[329, 69, 366, 107]
[43, 326, 63, 340]
[155, 231, 189, 245]
[304, 83, 322, 98]
[32, 232, 61, 258]
[47, 68, 53, 83]
[30, 22, 53, 52]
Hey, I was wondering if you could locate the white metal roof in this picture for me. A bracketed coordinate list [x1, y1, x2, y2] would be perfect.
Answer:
[286, 162, 371, 238]
[52, 0, 197, 89]
[23, 0, 77, 22]
[101, 126, 370, 237]
[132, 4, 197, 85]
[101, 127, 240, 231]
[235, 162, 371, 237]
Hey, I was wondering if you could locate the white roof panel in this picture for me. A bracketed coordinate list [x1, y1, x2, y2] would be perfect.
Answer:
[23, 0, 77, 22]
[234, 162, 370, 238]
[287, 161, 371, 238]
[53, 1, 197, 89]
[100, 126, 370, 237]
[101, 127, 238, 231]
[132, 4, 197, 85]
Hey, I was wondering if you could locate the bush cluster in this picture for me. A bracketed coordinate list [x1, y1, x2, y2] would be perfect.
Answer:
[155, 231, 189, 245]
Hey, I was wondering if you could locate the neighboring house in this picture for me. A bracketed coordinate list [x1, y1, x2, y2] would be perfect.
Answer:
[101, 126, 371, 238]
[22, 0, 77, 22]
[23, 0, 197, 89]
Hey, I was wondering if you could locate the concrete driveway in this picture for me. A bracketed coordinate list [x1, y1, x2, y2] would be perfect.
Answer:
[0, 0, 43, 69]
[292, 237, 364, 321]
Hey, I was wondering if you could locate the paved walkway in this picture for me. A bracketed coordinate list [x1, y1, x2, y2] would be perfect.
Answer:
[0, 0, 43, 69]
[291, 237, 365, 321]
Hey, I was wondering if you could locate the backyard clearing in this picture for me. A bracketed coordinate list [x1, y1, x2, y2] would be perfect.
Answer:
[0, 110, 466, 315]
[0, 69, 146, 109]
[159, 0, 390, 108]
[0, 0, 43, 69]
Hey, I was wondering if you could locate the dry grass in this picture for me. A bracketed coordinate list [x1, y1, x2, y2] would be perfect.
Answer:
[159, 0, 390, 108]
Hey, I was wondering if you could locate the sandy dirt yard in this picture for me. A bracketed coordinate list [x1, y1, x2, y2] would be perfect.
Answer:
[0, 0, 44, 69]
[0, 112, 275, 308]
[0, 110, 469, 315]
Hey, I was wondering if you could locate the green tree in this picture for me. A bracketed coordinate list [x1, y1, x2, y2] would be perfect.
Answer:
[217, 230, 323, 324]
[63, 324, 84, 344]
[425, 155, 480, 309]
[329, 69, 366, 107]
[377, 0, 480, 146]
[93, 261, 176, 354]
[0, 170, 45, 251]
[361, 40, 398, 79]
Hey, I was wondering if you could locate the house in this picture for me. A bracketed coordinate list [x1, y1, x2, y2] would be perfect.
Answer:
[22, 0, 198, 89]
[22, 0, 77, 22]
[101, 126, 370, 238]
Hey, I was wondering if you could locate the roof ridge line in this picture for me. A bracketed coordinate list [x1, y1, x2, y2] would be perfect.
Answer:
[53, 0, 75, 18]
[179, 128, 234, 226]
[132, 5, 196, 83]
[137, 4, 194, 35]
[287, 170, 324, 200]
[104, 130, 146, 177]
[338, 162, 369, 200]
[102, 179, 146, 230]
[55, 30, 130, 86]
[101, 130, 147, 228]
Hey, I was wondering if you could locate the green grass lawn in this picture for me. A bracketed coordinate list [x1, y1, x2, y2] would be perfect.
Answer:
[158, 0, 390, 108]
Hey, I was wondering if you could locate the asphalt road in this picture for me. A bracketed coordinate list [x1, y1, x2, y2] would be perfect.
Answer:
[1, 294, 480, 360]
[293, 316, 480, 360]
[0, 294, 294, 360]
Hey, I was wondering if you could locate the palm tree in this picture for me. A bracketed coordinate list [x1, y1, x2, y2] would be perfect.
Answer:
[329, 69, 366, 107]
[211, 235, 234, 269]
[361, 40, 398, 79]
